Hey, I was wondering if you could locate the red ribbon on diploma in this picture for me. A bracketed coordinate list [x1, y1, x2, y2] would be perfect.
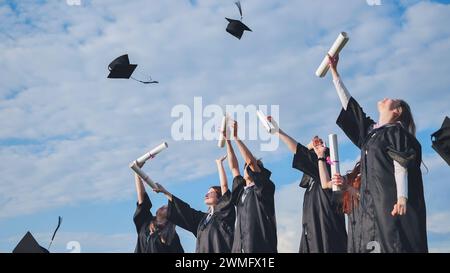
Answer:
[326, 156, 339, 166]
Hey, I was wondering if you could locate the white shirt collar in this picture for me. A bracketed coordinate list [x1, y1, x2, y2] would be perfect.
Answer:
[373, 121, 402, 130]
[244, 182, 255, 190]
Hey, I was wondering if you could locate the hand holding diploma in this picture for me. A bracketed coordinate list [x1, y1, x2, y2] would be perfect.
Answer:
[229, 119, 238, 139]
[257, 110, 279, 134]
[131, 141, 169, 191]
[130, 161, 159, 190]
[153, 182, 173, 202]
[216, 155, 227, 165]
[153, 182, 168, 195]
[328, 134, 342, 192]
[218, 115, 228, 148]
[331, 174, 345, 187]
[328, 53, 339, 72]
[316, 32, 349, 78]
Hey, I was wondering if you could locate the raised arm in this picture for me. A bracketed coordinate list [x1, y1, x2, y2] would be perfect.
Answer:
[329, 54, 341, 80]
[268, 116, 298, 154]
[133, 171, 153, 234]
[155, 183, 205, 236]
[216, 155, 229, 194]
[328, 54, 351, 110]
[312, 138, 350, 190]
[331, 55, 375, 148]
[316, 156, 348, 191]
[226, 138, 241, 177]
[135, 173, 147, 205]
[154, 182, 173, 202]
[231, 121, 261, 173]
[312, 138, 332, 189]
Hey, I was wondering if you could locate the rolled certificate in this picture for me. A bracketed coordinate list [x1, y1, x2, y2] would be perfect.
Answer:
[256, 110, 275, 134]
[328, 134, 341, 192]
[136, 142, 168, 165]
[315, 32, 349, 78]
[129, 161, 159, 190]
[218, 116, 227, 148]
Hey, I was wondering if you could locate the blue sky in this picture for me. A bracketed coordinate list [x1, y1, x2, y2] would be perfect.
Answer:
[1, 0, 450, 253]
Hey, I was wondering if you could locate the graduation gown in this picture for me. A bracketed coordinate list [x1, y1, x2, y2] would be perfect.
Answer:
[231, 166, 277, 253]
[292, 143, 348, 253]
[133, 193, 184, 253]
[167, 190, 235, 253]
[346, 195, 362, 253]
[336, 97, 428, 253]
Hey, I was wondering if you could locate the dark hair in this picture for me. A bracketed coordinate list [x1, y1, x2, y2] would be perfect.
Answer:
[210, 186, 222, 198]
[243, 159, 263, 169]
[394, 100, 429, 172]
[342, 161, 361, 214]
[395, 100, 416, 136]
[151, 206, 176, 244]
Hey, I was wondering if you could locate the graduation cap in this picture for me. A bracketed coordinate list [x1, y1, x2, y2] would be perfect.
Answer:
[225, 1, 252, 40]
[12, 216, 62, 253]
[13, 232, 49, 253]
[107, 54, 159, 84]
[431, 116, 450, 166]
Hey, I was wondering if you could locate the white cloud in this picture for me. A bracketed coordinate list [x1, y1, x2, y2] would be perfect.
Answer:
[428, 212, 450, 234]
[421, 153, 450, 212]
[275, 181, 302, 253]
[429, 247, 450, 253]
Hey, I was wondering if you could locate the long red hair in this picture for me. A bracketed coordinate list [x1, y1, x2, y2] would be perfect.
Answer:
[342, 161, 361, 214]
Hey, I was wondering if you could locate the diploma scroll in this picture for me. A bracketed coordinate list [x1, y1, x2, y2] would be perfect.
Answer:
[129, 161, 159, 190]
[136, 142, 168, 165]
[256, 110, 276, 134]
[328, 134, 341, 192]
[315, 32, 349, 78]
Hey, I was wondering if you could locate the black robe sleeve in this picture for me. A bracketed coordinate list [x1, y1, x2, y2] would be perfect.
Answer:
[133, 193, 153, 234]
[215, 190, 234, 215]
[211, 189, 236, 235]
[167, 196, 207, 236]
[292, 143, 320, 182]
[231, 175, 246, 206]
[385, 124, 419, 168]
[168, 233, 185, 253]
[336, 97, 376, 148]
[246, 165, 275, 198]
